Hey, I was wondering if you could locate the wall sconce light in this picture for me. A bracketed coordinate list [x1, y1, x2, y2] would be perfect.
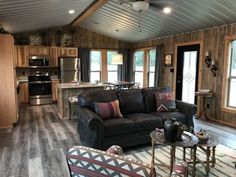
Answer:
[205, 51, 217, 76]
[205, 51, 211, 67]
[211, 59, 217, 76]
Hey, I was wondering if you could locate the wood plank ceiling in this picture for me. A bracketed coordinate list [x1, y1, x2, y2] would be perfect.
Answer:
[78, 0, 236, 42]
[0, 0, 95, 33]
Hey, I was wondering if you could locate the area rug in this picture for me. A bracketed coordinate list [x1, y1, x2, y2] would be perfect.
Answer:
[125, 144, 236, 177]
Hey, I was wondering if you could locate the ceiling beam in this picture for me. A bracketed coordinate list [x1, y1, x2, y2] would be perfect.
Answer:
[71, 0, 108, 26]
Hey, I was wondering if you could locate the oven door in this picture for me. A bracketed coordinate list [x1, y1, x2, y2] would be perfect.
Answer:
[29, 82, 52, 97]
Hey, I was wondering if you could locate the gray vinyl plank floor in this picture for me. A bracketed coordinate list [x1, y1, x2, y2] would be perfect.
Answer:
[0, 104, 235, 177]
[0, 104, 80, 177]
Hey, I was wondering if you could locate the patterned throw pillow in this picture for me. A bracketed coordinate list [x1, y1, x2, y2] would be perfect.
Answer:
[154, 91, 176, 112]
[94, 100, 123, 119]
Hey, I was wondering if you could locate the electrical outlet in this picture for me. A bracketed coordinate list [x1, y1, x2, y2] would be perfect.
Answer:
[207, 104, 210, 109]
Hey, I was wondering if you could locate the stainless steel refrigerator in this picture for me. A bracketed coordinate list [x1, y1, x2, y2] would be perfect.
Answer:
[59, 57, 81, 83]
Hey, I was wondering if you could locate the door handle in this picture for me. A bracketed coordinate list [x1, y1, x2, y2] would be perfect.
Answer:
[177, 80, 181, 83]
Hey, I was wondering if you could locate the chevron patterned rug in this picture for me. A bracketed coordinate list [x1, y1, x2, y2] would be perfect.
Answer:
[125, 144, 236, 177]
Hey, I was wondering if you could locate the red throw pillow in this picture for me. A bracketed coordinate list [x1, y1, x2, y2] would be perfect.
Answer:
[154, 92, 176, 112]
[94, 100, 123, 119]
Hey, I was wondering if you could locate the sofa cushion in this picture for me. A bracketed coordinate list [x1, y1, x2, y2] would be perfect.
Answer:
[143, 87, 171, 113]
[78, 90, 118, 111]
[154, 91, 176, 112]
[103, 118, 135, 137]
[94, 100, 123, 120]
[126, 113, 163, 131]
[151, 111, 186, 124]
[117, 89, 146, 115]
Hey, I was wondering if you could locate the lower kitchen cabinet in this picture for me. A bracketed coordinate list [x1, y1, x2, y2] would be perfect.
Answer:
[19, 82, 29, 104]
[52, 80, 60, 101]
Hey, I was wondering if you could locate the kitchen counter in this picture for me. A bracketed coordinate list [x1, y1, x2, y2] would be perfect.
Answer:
[57, 82, 107, 119]
[57, 82, 107, 89]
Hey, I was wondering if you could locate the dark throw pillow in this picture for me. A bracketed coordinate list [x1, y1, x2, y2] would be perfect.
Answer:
[154, 92, 176, 112]
[94, 100, 123, 120]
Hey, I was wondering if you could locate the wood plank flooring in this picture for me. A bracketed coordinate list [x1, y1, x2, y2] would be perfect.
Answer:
[0, 104, 235, 177]
[0, 104, 80, 177]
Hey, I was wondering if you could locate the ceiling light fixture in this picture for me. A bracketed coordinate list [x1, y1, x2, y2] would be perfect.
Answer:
[133, 1, 149, 12]
[163, 7, 172, 14]
[68, 9, 75, 14]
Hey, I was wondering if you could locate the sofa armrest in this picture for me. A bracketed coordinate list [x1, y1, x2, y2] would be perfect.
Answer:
[67, 146, 156, 177]
[77, 107, 104, 149]
[175, 100, 197, 128]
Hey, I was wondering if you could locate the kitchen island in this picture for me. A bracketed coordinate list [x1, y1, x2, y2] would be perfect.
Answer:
[57, 82, 107, 119]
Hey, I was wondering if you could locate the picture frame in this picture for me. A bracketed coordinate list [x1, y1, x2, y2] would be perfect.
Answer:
[164, 54, 173, 66]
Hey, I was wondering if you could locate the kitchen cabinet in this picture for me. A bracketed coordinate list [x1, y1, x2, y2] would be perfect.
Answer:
[27, 45, 50, 56]
[16, 45, 28, 67]
[50, 47, 78, 67]
[50, 47, 58, 67]
[0, 34, 18, 128]
[52, 80, 60, 101]
[57, 47, 78, 57]
[19, 82, 29, 104]
[14, 45, 78, 68]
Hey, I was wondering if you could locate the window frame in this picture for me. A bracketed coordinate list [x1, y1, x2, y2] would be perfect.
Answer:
[90, 50, 102, 83]
[147, 49, 156, 87]
[107, 50, 118, 82]
[222, 35, 236, 113]
[133, 48, 156, 88]
[133, 50, 145, 88]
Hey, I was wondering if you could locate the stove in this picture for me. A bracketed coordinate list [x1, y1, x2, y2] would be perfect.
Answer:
[28, 74, 52, 105]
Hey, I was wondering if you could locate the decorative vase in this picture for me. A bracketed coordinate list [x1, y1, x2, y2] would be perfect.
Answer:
[164, 118, 179, 142]
[176, 122, 185, 141]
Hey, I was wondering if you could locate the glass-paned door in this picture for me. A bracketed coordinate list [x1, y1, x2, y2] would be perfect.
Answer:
[176, 44, 200, 104]
[182, 51, 197, 104]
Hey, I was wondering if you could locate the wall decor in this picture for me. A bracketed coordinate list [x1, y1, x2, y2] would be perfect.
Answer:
[29, 34, 42, 45]
[61, 34, 72, 47]
[164, 54, 173, 66]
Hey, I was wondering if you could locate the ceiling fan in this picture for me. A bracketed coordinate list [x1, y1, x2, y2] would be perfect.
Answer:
[117, 0, 172, 13]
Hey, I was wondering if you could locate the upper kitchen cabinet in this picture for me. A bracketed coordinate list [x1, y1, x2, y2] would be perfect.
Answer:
[57, 47, 78, 57]
[27, 45, 50, 56]
[50, 47, 78, 67]
[49, 47, 58, 67]
[16, 45, 28, 67]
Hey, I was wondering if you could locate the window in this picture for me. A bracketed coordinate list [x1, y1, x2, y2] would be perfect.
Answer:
[148, 49, 156, 87]
[90, 50, 101, 83]
[227, 40, 236, 108]
[107, 51, 118, 82]
[134, 51, 144, 87]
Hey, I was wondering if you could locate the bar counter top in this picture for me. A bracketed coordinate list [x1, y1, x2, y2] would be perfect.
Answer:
[57, 82, 107, 119]
[57, 82, 108, 89]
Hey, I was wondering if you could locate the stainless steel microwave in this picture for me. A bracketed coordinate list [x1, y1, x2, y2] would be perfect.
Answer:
[29, 56, 49, 68]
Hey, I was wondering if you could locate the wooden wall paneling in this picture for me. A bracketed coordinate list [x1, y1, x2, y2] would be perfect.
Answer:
[132, 24, 236, 128]
[13, 26, 130, 50]
[143, 50, 148, 87]
[101, 49, 107, 82]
